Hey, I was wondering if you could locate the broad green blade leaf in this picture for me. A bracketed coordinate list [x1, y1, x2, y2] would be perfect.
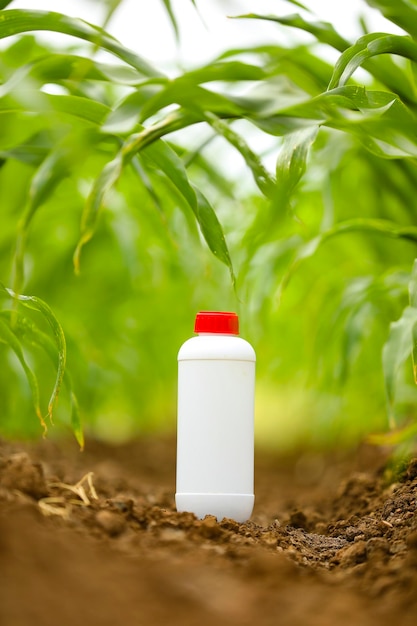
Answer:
[181, 60, 266, 84]
[13, 135, 100, 293]
[0, 0, 14, 9]
[0, 9, 163, 77]
[382, 305, 417, 427]
[276, 126, 318, 194]
[100, 0, 124, 31]
[235, 13, 350, 51]
[0, 317, 45, 432]
[0, 284, 66, 422]
[329, 33, 417, 89]
[75, 116, 235, 279]
[240, 127, 318, 258]
[408, 258, 417, 383]
[138, 81, 243, 124]
[0, 131, 50, 165]
[192, 185, 235, 284]
[45, 94, 110, 125]
[204, 112, 275, 197]
[161, 0, 180, 40]
[181, 141, 236, 198]
[142, 138, 198, 209]
[337, 302, 374, 384]
[237, 13, 416, 102]
[0, 54, 146, 98]
[0, 92, 110, 126]
[368, 421, 417, 446]
[1, 310, 83, 448]
[102, 85, 165, 134]
[409, 258, 417, 308]
[69, 391, 84, 450]
[217, 43, 333, 93]
[75, 102, 236, 273]
[26, 145, 73, 224]
[364, 0, 417, 39]
[250, 85, 417, 158]
[282, 0, 310, 10]
[74, 153, 123, 273]
[279, 219, 417, 299]
[74, 112, 194, 269]
[141, 139, 235, 279]
[160, 0, 211, 41]
[130, 156, 165, 213]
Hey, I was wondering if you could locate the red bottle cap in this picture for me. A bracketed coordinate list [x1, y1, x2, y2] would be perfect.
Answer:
[194, 311, 239, 335]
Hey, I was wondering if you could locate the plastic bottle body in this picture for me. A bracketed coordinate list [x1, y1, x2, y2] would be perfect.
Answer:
[176, 333, 256, 522]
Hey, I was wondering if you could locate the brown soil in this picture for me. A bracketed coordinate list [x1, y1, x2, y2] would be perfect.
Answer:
[1, 435, 417, 626]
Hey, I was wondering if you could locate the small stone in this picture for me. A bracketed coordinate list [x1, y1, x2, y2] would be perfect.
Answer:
[96, 510, 126, 537]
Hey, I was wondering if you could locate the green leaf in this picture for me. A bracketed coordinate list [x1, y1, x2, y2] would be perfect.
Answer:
[408, 258, 417, 384]
[364, 0, 417, 40]
[0, 9, 163, 77]
[235, 13, 350, 51]
[329, 33, 417, 89]
[139, 140, 235, 280]
[74, 153, 123, 273]
[368, 421, 417, 446]
[75, 115, 235, 280]
[161, 0, 180, 40]
[282, 0, 310, 10]
[1, 310, 83, 448]
[182, 60, 266, 84]
[46, 94, 110, 125]
[138, 81, 243, 124]
[192, 185, 235, 284]
[0, 53, 146, 98]
[26, 145, 73, 223]
[0, 131, 50, 166]
[238, 13, 417, 103]
[409, 258, 417, 308]
[0, 284, 66, 423]
[250, 85, 417, 158]
[0, 316, 45, 432]
[279, 219, 417, 301]
[275, 126, 318, 194]
[13, 136, 98, 293]
[204, 112, 276, 197]
[0, 91, 110, 126]
[383, 305, 417, 427]
[100, 0, 124, 31]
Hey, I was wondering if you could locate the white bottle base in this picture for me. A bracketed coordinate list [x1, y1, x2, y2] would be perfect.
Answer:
[175, 493, 254, 523]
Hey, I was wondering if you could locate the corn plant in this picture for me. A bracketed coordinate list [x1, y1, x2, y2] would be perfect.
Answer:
[1, 0, 417, 448]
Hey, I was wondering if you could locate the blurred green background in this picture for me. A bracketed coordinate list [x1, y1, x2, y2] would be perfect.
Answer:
[2, 0, 417, 450]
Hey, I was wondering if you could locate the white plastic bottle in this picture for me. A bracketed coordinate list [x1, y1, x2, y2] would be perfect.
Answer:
[176, 311, 256, 523]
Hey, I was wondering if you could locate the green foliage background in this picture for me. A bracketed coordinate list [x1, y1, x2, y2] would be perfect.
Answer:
[1, 0, 417, 450]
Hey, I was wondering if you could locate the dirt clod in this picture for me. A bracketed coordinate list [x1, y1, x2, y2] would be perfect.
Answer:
[95, 509, 127, 536]
[0, 452, 47, 499]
